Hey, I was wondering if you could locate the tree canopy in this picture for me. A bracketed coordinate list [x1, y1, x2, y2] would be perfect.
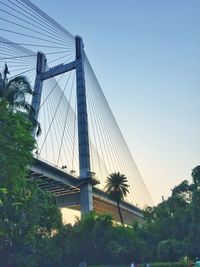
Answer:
[0, 65, 41, 136]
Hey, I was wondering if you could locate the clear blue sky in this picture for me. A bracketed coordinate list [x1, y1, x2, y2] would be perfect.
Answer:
[32, 0, 200, 204]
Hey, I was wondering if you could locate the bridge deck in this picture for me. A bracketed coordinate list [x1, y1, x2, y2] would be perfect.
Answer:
[29, 158, 144, 225]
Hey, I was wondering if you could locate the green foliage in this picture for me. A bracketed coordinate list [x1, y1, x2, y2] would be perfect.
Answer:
[150, 263, 183, 267]
[88, 263, 184, 267]
[105, 172, 130, 201]
[73, 213, 114, 264]
[157, 239, 185, 261]
[88, 264, 130, 267]
[0, 66, 41, 136]
[53, 212, 143, 266]
[187, 188, 200, 257]
[134, 166, 200, 263]
[178, 256, 193, 267]
[1, 71, 200, 265]
[0, 99, 62, 266]
[191, 166, 200, 189]
[0, 65, 33, 113]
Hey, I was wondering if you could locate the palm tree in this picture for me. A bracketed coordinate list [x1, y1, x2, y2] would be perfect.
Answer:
[105, 172, 129, 226]
[0, 64, 41, 136]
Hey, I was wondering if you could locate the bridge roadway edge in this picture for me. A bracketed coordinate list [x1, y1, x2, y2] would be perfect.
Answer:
[28, 158, 144, 225]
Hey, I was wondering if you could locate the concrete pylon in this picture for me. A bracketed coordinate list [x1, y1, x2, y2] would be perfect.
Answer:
[31, 52, 46, 137]
[32, 37, 93, 214]
[75, 36, 93, 214]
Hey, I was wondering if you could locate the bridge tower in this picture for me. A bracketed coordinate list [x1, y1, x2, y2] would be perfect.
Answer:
[32, 36, 93, 214]
[75, 36, 93, 213]
[32, 52, 46, 137]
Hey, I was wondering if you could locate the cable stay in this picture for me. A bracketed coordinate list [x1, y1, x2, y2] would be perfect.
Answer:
[0, 0, 153, 209]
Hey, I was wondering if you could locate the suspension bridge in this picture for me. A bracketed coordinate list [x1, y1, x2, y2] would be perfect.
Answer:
[0, 0, 153, 224]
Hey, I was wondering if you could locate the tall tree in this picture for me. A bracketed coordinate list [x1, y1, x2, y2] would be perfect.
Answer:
[188, 165, 200, 257]
[105, 172, 129, 226]
[0, 99, 62, 267]
[0, 64, 41, 136]
[0, 64, 33, 112]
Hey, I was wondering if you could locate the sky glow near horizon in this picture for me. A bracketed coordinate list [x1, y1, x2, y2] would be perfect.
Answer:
[31, 0, 200, 205]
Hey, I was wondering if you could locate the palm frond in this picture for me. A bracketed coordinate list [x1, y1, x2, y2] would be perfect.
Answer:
[7, 76, 33, 95]
[105, 172, 129, 200]
[0, 67, 42, 137]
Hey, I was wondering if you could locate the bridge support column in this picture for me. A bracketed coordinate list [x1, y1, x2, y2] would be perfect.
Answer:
[75, 36, 93, 214]
[31, 52, 46, 137]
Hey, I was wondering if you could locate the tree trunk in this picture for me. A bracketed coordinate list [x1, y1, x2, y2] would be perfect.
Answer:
[117, 199, 124, 226]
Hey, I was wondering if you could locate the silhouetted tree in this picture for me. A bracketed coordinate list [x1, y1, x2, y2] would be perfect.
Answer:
[191, 165, 200, 189]
[105, 172, 129, 226]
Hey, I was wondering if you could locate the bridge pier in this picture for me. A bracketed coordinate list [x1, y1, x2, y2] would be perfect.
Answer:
[80, 183, 93, 213]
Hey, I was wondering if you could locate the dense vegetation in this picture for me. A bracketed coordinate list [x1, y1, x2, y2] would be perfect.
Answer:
[0, 70, 199, 266]
[1, 95, 199, 266]
[55, 172, 200, 266]
[0, 100, 62, 266]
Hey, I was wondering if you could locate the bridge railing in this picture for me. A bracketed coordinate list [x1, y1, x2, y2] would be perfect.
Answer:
[32, 153, 79, 178]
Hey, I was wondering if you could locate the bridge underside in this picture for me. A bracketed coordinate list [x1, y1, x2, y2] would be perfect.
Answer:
[29, 158, 143, 225]
[56, 194, 143, 225]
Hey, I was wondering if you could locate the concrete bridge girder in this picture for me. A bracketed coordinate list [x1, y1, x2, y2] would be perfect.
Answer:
[29, 158, 143, 225]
